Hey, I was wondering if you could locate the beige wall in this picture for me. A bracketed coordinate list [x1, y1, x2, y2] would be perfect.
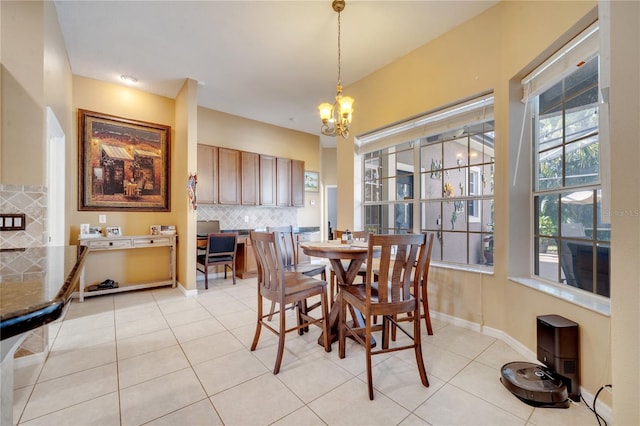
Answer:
[321, 147, 337, 187]
[1, 0, 46, 185]
[70, 75, 177, 239]
[70, 76, 181, 285]
[5, 1, 639, 421]
[608, 1, 640, 422]
[174, 79, 199, 290]
[197, 106, 322, 227]
[336, 0, 623, 413]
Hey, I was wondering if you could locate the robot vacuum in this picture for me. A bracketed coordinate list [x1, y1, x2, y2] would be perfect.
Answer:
[500, 361, 570, 408]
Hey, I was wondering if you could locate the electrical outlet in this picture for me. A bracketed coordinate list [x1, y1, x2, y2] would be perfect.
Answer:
[99, 214, 107, 224]
[244, 215, 249, 223]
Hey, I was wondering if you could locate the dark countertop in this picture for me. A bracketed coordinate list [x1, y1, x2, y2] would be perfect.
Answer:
[198, 226, 320, 238]
[0, 246, 87, 340]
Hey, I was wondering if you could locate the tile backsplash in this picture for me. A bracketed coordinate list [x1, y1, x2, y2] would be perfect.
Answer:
[0, 184, 47, 248]
[197, 204, 297, 230]
[0, 185, 48, 359]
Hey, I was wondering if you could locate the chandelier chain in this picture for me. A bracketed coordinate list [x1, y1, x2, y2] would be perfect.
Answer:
[337, 10, 341, 86]
[318, 0, 353, 138]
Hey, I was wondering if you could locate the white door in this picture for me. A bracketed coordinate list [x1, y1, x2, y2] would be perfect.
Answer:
[46, 107, 65, 246]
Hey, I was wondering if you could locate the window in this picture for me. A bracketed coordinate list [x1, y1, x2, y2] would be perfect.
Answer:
[358, 95, 494, 268]
[468, 168, 481, 221]
[527, 23, 610, 297]
[363, 142, 415, 234]
[419, 121, 494, 265]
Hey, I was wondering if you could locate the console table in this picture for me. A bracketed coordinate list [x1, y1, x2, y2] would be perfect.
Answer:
[77, 234, 177, 302]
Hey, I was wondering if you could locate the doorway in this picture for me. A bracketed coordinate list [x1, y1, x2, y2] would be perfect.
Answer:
[325, 185, 337, 240]
[46, 107, 65, 246]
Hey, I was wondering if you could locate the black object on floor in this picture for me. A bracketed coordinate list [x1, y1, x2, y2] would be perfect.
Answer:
[500, 361, 570, 408]
[88, 279, 119, 292]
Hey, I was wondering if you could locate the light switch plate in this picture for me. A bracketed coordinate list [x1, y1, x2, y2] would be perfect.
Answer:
[99, 215, 107, 223]
[0, 213, 26, 231]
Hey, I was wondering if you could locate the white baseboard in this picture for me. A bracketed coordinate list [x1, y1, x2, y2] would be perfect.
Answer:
[429, 310, 612, 424]
[177, 281, 198, 297]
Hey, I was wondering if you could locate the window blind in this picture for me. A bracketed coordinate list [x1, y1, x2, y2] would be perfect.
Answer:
[521, 22, 599, 100]
[355, 94, 494, 155]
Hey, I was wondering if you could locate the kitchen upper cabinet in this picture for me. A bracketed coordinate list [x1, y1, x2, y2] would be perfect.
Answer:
[291, 159, 305, 207]
[260, 154, 276, 206]
[241, 151, 260, 205]
[197, 145, 306, 207]
[218, 147, 241, 205]
[276, 157, 291, 207]
[197, 144, 218, 204]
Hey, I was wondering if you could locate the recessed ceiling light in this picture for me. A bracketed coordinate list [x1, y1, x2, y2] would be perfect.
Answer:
[120, 74, 138, 84]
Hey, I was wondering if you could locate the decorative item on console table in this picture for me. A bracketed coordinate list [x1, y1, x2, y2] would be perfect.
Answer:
[160, 225, 176, 235]
[80, 224, 103, 239]
[105, 226, 121, 237]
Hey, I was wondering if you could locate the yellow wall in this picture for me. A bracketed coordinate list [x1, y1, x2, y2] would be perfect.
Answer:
[197, 106, 322, 227]
[608, 1, 640, 422]
[70, 76, 177, 237]
[174, 79, 199, 290]
[70, 76, 181, 285]
[5, 1, 639, 421]
[321, 147, 337, 186]
[1, 0, 46, 185]
[337, 0, 618, 410]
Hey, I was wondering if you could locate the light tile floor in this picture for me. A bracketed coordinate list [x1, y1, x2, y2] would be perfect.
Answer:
[13, 276, 601, 425]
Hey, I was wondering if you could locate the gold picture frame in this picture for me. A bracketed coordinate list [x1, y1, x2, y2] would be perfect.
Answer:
[78, 109, 171, 211]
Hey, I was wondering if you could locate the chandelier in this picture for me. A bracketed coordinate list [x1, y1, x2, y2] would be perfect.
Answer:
[318, 0, 354, 138]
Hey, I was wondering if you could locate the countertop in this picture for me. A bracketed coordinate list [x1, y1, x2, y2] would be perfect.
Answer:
[198, 226, 320, 238]
[0, 246, 87, 340]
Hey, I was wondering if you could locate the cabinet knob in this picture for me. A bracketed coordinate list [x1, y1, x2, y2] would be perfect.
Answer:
[109, 242, 113, 246]
[150, 239, 154, 244]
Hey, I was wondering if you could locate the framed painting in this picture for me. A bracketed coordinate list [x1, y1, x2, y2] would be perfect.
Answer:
[304, 171, 319, 192]
[78, 109, 171, 211]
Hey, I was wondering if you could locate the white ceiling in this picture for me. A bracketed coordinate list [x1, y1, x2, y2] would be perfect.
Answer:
[54, 0, 498, 147]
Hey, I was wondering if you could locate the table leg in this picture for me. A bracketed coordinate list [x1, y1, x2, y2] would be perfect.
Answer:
[317, 258, 375, 347]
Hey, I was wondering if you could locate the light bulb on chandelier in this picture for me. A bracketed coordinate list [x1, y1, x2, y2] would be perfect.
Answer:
[318, 0, 354, 138]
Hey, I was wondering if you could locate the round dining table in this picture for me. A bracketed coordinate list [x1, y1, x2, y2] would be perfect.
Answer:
[300, 240, 379, 347]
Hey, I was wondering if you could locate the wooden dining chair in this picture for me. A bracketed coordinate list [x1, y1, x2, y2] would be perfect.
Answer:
[338, 232, 430, 400]
[391, 232, 436, 338]
[196, 232, 237, 289]
[267, 225, 327, 280]
[330, 230, 369, 306]
[249, 231, 331, 374]
[266, 225, 327, 331]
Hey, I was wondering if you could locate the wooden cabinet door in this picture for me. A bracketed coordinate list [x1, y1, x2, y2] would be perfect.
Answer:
[218, 147, 241, 205]
[291, 159, 305, 207]
[197, 144, 218, 204]
[241, 151, 259, 205]
[276, 157, 291, 207]
[260, 155, 276, 206]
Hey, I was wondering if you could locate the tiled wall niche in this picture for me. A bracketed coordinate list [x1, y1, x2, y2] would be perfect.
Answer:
[0, 184, 47, 248]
